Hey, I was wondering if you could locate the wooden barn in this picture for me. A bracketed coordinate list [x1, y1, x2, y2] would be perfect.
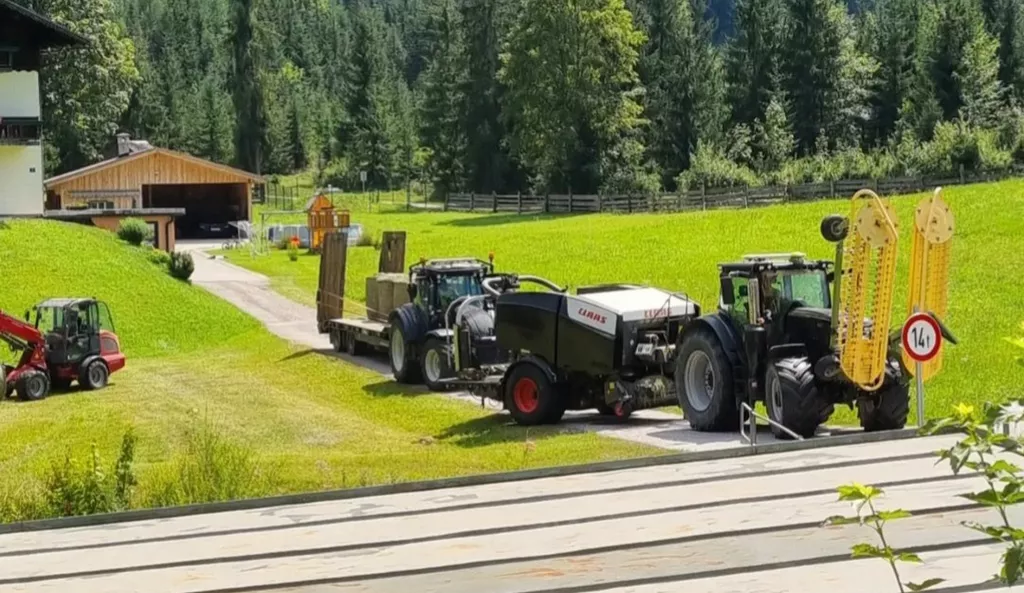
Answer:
[44, 134, 265, 240]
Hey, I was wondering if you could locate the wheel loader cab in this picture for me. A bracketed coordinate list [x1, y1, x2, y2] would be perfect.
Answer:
[33, 298, 114, 366]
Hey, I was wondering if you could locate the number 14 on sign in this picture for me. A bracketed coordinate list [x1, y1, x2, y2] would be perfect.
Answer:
[902, 312, 943, 428]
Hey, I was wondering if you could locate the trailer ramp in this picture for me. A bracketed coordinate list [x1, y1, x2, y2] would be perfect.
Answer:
[0, 433, 1008, 593]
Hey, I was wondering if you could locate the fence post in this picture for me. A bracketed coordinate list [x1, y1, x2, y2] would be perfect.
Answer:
[959, 164, 965, 184]
[544, 193, 550, 213]
[517, 191, 522, 214]
[597, 193, 603, 212]
[492, 191, 498, 214]
[676, 191, 682, 212]
[628, 195, 633, 213]
[470, 192, 475, 211]
[743, 185, 749, 209]
[829, 179, 835, 198]
[444, 193, 450, 212]
[568, 188, 573, 213]
[701, 181, 707, 211]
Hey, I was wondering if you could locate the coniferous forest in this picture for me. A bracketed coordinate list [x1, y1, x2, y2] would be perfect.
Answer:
[17, 0, 1024, 196]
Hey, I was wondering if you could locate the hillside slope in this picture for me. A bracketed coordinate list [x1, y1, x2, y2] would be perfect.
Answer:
[0, 220, 258, 357]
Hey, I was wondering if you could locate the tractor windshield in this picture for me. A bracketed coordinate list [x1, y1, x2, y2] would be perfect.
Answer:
[771, 269, 831, 309]
[34, 307, 65, 335]
[435, 274, 484, 311]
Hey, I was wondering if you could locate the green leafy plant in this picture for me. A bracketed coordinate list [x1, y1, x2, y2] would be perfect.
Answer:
[116, 218, 153, 246]
[823, 483, 944, 592]
[147, 249, 172, 266]
[924, 401, 1024, 586]
[43, 429, 138, 517]
[169, 251, 195, 281]
[287, 237, 300, 261]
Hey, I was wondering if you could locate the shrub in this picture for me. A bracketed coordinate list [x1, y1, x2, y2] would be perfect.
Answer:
[116, 218, 152, 246]
[147, 249, 172, 266]
[169, 251, 195, 281]
[677, 142, 761, 190]
[43, 429, 138, 518]
[287, 238, 299, 261]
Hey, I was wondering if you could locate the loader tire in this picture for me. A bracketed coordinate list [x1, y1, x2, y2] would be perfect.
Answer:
[16, 371, 50, 402]
[765, 357, 833, 439]
[857, 362, 910, 432]
[505, 363, 565, 426]
[80, 359, 109, 391]
[675, 328, 739, 431]
[389, 324, 421, 384]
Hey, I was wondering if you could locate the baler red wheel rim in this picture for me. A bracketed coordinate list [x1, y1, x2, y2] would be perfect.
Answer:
[513, 377, 540, 414]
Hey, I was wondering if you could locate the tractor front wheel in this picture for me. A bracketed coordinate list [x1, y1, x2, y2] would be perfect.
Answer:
[389, 325, 421, 384]
[857, 363, 910, 432]
[765, 357, 833, 439]
[16, 371, 50, 401]
[421, 337, 453, 392]
[675, 328, 739, 431]
[505, 364, 565, 426]
[80, 360, 110, 391]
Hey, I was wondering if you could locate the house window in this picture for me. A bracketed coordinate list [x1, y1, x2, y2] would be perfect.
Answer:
[87, 200, 115, 210]
[0, 50, 14, 71]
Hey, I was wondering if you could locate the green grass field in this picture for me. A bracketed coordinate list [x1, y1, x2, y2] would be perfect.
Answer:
[220, 179, 1024, 422]
[0, 220, 656, 520]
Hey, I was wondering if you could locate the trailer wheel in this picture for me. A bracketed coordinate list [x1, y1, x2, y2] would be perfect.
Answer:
[341, 331, 367, 356]
[505, 364, 565, 426]
[80, 360, 109, 391]
[857, 362, 910, 432]
[675, 328, 739, 431]
[16, 371, 50, 401]
[421, 337, 453, 392]
[389, 325, 422, 384]
[329, 328, 343, 352]
[765, 357, 833, 439]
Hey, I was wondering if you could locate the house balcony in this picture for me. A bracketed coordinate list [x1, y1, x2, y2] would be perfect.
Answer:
[0, 116, 41, 146]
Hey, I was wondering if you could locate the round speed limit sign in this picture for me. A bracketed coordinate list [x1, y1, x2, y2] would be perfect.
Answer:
[902, 312, 942, 363]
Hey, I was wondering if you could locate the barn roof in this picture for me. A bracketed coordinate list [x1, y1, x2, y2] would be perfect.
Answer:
[0, 0, 89, 47]
[44, 146, 266, 190]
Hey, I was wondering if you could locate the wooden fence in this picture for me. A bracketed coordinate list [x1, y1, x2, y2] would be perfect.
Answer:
[444, 168, 1019, 215]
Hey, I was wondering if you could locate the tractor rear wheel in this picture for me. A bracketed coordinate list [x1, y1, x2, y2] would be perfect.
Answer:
[421, 337, 453, 392]
[857, 362, 910, 432]
[505, 364, 565, 426]
[389, 325, 421, 384]
[16, 371, 50, 401]
[675, 328, 739, 431]
[80, 360, 110, 391]
[765, 357, 833, 439]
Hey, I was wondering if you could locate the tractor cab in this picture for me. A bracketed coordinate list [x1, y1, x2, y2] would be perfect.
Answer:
[408, 257, 495, 327]
[29, 298, 119, 368]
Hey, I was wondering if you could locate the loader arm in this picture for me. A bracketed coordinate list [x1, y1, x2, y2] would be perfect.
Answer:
[0, 310, 48, 382]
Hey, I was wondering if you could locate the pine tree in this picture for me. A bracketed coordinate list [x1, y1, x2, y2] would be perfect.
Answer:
[863, 0, 924, 145]
[419, 0, 467, 197]
[929, 0, 1004, 125]
[781, 0, 855, 154]
[637, 0, 728, 188]
[726, 0, 786, 127]
[231, 0, 268, 173]
[460, 0, 519, 193]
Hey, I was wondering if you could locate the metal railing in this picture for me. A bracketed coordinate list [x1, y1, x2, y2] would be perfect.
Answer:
[739, 402, 804, 445]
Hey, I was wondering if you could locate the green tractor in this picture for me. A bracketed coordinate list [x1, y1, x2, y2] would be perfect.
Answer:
[673, 216, 928, 439]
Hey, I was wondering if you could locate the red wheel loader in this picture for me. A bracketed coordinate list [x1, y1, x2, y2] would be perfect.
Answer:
[1, 298, 126, 401]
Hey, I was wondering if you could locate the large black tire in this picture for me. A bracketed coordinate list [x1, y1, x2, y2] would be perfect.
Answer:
[79, 359, 109, 391]
[339, 330, 368, 356]
[857, 362, 910, 432]
[505, 363, 565, 426]
[420, 337, 454, 392]
[765, 357, 834, 439]
[675, 328, 740, 431]
[388, 324, 421, 384]
[16, 370, 50, 401]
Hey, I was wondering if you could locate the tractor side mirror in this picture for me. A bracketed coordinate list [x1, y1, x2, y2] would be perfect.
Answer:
[720, 277, 735, 306]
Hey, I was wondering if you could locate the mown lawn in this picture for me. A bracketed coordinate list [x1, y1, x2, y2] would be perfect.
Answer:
[219, 179, 1024, 422]
[0, 220, 658, 520]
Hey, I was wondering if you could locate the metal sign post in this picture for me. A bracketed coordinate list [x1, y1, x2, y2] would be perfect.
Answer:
[902, 311, 942, 427]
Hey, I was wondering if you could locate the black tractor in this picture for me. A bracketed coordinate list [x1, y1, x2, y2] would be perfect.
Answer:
[388, 256, 508, 388]
[674, 226, 914, 438]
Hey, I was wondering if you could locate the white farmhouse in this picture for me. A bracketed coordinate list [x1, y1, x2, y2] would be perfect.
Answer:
[0, 0, 85, 216]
